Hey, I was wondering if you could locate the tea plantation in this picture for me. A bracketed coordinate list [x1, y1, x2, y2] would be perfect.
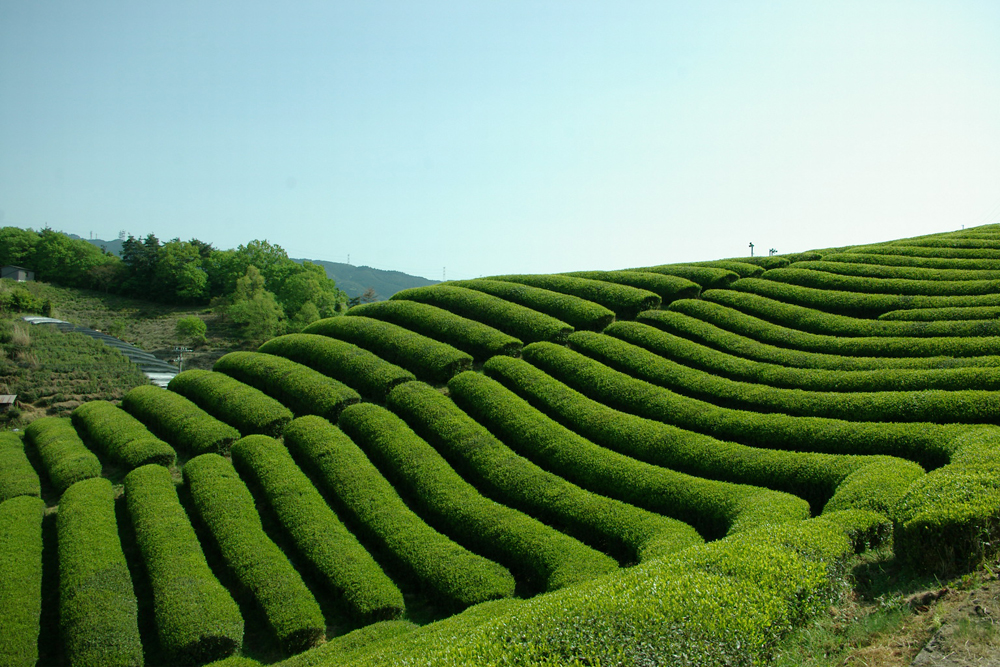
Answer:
[4, 225, 1000, 666]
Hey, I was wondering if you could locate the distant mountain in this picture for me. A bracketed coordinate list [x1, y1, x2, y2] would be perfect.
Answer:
[69, 233, 125, 257]
[292, 259, 438, 299]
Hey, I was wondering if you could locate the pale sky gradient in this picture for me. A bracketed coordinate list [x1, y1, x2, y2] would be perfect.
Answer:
[2, 1, 999, 280]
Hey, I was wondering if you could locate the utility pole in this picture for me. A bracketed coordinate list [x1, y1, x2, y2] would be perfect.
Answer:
[769, 248, 777, 256]
[443, 267, 446, 281]
[749, 242, 754, 257]
[173, 347, 193, 372]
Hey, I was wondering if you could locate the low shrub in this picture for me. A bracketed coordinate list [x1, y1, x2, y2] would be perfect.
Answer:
[688, 260, 766, 277]
[790, 259, 1000, 282]
[273, 619, 418, 667]
[0, 496, 44, 667]
[821, 251, 1000, 271]
[449, 278, 614, 331]
[627, 264, 739, 290]
[879, 306, 1000, 321]
[71, 400, 176, 469]
[0, 432, 40, 502]
[168, 370, 293, 437]
[483, 274, 660, 320]
[23, 417, 102, 493]
[850, 243, 1000, 260]
[562, 270, 701, 304]
[122, 384, 241, 455]
[763, 266, 1000, 296]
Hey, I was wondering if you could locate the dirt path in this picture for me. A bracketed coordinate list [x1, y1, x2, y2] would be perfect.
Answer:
[910, 578, 1000, 666]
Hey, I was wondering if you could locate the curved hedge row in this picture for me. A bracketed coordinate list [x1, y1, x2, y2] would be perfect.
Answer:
[688, 260, 766, 278]
[561, 270, 701, 304]
[391, 285, 574, 343]
[122, 384, 241, 455]
[606, 320, 1000, 392]
[289, 413, 516, 610]
[448, 369, 812, 540]
[123, 464, 243, 664]
[887, 237, 1000, 250]
[0, 432, 40, 502]
[23, 417, 101, 494]
[168, 370, 293, 438]
[58, 477, 143, 667]
[0, 496, 44, 667]
[822, 252, 1000, 272]
[763, 267, 1000, 296]
[274, 619, 419, 667]
[214, 351, 361, 421]
[448, 278, 614, 331]
[71, 400, 176, 469]
[258, 334, 416, 402]
[346, 301, 522, 362]
[303, 316, 473, 385]
[387, 381, 703, 563]
[184, 454, 326, 653]
[485, 274, 661, 320]
[630, 264, 739, 290]
[230, 434, 404, 622]
[879, 306, 1000, 321]
[849, 244, 1000, 260]
[649, 303, 1000, 368]
[336, 401, 619, 591]
[790, 259, 1000, 282]
[569, 330, 1000, 424]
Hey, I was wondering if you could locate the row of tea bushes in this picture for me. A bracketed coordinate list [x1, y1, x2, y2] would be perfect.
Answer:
[259, 334, 415, 401]
[790, 259, 1000, 282]
[849, 243, 1000, 260]
[448, 278, 614, 331]
[214, 351, 361, 421]
[387, 381, 703, 564]
[0, 495, 43, 667]
[391, 284, 574, 343]
[231, 434, 404, 622]
[822, 251, 1000, 271]
[483, 274, 661, 320]
[687, 260, 767, 278]
[763, 267, 1000, 296]
[272, 619, 421, 667]
[561, 270, 701, 304]
[629, 264, 739, 290]
[885, 237, 1000, 250]
[169, 370, 293, 437]
[122, 384, 241, 455]
[346, 300, 523, 361]
[71, 400, 176, 469]
[23, 416, 101, 493]
[0, 432, 40, 502]
[337, 404, 620, 592]
[880, 306, 1000, 321]
[304, 316, 473, 385]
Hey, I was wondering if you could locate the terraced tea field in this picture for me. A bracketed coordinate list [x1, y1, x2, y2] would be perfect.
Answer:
[4, 225, 1000, 666]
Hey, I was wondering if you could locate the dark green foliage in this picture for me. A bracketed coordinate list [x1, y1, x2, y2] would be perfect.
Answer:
[345, 300, 522, 362]
[274, 620, 417, 667]
[0, 432, 40, 501]
[689, 260, 767, 277]
[71, 400, 177, 469]
[338, 398, 619, 591]
[58, 477, 142, 667]
[214, 351, 361, 421]
[123, 464, 244, 663]
[23, 416, 102, 493]
[763, 266, 1000, 296]
[258, 334, 415, 401]
[562, 270, 701, 304]
[628, 263, 739, 289]
[303, 316, 473, 385]
[569, 329, 1000, 423]
[0, 496, 44, 667]
[390, 284, 574, 343]
[388, 380, 705, 562]
[0, 284, 50, 314]
[848, 243, 1000, 260]
[449, 369, 810, 539]
[168, 369, 293, 437]
[822, 251, 1000, 271]
[122, 384, 242, 455]
[879, 306, 1000, 321]
[230, 433, 404, 621]
[790, 259, 1000, 282]
[486, 274, 660, 320]
[449, 278, 614, 331]
[299, 409, 516, 609]
[183, 454, 326, 653]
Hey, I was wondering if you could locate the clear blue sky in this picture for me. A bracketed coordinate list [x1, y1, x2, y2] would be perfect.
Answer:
[2, 1, 998, 280]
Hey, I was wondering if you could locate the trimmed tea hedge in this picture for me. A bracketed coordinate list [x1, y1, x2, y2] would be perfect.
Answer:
[23, 417, 101, 494]
[628, 264, 739, 290]
[391, 284, 573, 343]
[0, 496, 44, 667]
[274, 619, 419, 667]
[790, 259, 1000, 282]
[214, 351, 361, 421]
[58, 477, 143, 667]
[849, 243, 1000, 260]
[387, 380, 703, 563]
[71, 400, 176, 469]
[689, 260, 766, 278]
[168, 370, 293, 437]
[484, 274, 660, 320]
[887, 237, 1000, 250]
[346, 300, 522, 361]
[879, 306, 1000, 321]
[123, 464, 244, 663]
[295, 411, 517, 609]
[763, 266, 1000, 296]
[0, 432, 40, 502]
[822, 251, 1000, 272]
[231, 434, 404, 622]
[258, 334, 415, 401]
[562, 270, 701, 304]
[449, 278, 614, 331]
[184, 454, 326, 653]
[303, 316, 473, 385]
[122, 384, 241, 455]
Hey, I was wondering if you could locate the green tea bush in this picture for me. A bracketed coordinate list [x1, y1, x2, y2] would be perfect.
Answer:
[449, 278, 614, 330]
[688, 260, 766, 277]
[391, 284, 573, 343]
[387, 380, 703, 563]
[887, 237, 1000, 250]
[790, 259, 1000, 282]
[562, 270, 701, 304]
[879, 306, 1000, 321]
[58, 477, 143, 667]
[231, 433, 404, 622]
[822, 251, 1000, 271]
[297, 410, 516, 609]
[184, 454, 326, 653]
[122, 384, 241, 455]
[168, 369, 293, 437]
[338, 400, 619, 591]
[273, 619, 418, 667]
[0, 432, 40, 502]
[628, 263, 740, 289]
[483, 274, 660, 320]
[71, 400, 176, 469]
[763, 266, 1000, 296]
[303, 316, 473, 385]
[23, 416, 102, 493]
[214, 351, 360, 421]
[851, 243, 1000, 260]
[346, 300, 522, 361]
[0, 496, 43, 667]
[123, 464, 243, 663]
[259, 334, 415, 401]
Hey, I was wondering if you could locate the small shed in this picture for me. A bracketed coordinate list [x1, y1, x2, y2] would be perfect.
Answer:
[0, 395, 17, 411]
[1, 266, 34, 282]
